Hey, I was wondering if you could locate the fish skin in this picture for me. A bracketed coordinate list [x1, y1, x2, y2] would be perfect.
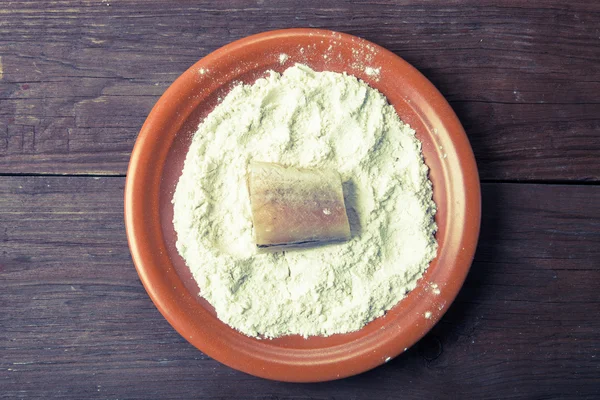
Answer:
[247, 161, 351, 251]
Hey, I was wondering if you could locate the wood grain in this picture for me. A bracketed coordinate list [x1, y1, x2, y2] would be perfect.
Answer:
[1, 177, 598, 399]
[1, 0, 599, 180]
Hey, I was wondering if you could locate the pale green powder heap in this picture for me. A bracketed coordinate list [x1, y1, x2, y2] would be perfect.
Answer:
[172, 64, 437, 338]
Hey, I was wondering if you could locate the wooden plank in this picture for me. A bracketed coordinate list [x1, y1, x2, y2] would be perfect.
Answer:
[1, 176, 598, 398]
[1, 0, 599, 179]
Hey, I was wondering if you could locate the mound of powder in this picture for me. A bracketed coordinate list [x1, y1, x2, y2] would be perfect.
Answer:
[172, 64, 437, 338]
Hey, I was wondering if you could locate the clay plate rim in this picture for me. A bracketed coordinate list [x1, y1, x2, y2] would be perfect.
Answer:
[124, 28, 481, 382]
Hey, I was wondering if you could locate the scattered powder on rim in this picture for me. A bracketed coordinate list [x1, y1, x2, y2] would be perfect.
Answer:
[172, 64, 437, 338]
[364, 66, 381, 77]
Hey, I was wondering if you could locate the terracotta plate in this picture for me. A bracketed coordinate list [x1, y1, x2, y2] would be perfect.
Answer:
[125, 28, 481, 382]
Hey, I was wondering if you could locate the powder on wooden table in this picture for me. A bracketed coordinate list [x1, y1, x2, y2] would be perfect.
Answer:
[172, 64, 437, 338]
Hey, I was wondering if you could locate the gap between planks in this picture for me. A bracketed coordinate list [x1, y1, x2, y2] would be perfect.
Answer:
[1, 173, 599, 186]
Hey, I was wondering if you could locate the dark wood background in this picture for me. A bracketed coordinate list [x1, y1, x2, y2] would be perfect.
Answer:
[1, 1, 599, 399]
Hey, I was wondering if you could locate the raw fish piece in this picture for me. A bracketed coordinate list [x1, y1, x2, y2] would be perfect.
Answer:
[247, 161, 351, 250]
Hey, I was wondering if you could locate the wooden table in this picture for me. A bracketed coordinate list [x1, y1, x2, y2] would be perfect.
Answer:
[2, 1, 599, 398]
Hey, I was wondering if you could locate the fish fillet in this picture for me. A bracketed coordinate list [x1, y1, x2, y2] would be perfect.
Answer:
[247, 161, 351, 250]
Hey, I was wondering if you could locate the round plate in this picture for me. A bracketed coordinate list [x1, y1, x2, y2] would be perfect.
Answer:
[125, 28, 481, 382]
